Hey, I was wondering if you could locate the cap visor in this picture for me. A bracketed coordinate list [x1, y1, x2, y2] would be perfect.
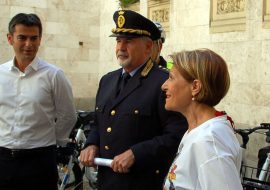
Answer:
[109, 33, 142, 38]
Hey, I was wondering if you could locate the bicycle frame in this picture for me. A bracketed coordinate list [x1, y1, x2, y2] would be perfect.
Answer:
[59, 155, 74, 190]
[259, 153, 270, 182]
[57, 110, 97, 190]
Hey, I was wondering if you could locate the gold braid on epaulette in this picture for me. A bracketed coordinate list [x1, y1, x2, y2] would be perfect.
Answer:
[141, 59, 153, 77]
[112, 28, 151, 37]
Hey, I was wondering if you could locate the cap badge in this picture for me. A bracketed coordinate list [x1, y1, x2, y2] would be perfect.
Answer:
[117, 11, 125, 28]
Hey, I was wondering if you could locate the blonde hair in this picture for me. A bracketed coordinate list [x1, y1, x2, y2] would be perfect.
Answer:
[170, 49, 230, 106]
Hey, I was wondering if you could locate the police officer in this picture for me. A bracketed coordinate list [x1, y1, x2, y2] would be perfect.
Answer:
[151, 22, 173, 69]
[80, 10, 187, 190]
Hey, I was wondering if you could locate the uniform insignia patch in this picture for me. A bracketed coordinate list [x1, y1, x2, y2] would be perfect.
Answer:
[117, 11, 125, 28]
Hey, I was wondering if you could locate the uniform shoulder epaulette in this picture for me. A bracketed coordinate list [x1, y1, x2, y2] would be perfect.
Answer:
[141, 59, 154, 77]
[157, 65, 169, 73]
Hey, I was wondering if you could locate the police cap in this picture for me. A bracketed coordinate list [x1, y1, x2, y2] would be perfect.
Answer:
[110, 10, 161, 41]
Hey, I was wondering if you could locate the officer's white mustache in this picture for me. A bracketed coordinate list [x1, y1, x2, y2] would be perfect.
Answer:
[117, 52, 128, 58]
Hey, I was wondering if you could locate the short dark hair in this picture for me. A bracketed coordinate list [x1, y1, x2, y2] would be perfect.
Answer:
[8, 13, 42, 36]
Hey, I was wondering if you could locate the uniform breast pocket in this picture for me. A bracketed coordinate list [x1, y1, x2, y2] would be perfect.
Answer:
[131, 107, 155, 139]
[133, 107, 152, 118]
[95, 104, 105, 113]
[121, 106, 152, 122]
[95, 104, 105, 125]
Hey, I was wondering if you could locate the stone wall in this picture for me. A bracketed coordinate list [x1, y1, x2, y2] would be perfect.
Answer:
[1, 0, 270, 164]
[0, 0, 100, 110]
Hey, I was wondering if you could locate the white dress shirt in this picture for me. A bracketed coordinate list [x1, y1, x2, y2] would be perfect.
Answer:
[163, 115, 242, 190]
[0, 57, 76, 149]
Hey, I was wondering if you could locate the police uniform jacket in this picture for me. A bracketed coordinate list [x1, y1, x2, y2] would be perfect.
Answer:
[158, 56, 167, 68]
[86, 61, 187, 190]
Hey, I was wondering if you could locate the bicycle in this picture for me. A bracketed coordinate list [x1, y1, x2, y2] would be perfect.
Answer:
[56, 110, 98, 190]
[57, 142, 83, 190]
[235, 123, 270, 190]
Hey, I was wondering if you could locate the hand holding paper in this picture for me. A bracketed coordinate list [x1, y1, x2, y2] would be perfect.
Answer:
[94, 158, 113, 167]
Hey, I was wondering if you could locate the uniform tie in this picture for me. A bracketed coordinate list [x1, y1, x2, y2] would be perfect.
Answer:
[117, 72, 131, 96]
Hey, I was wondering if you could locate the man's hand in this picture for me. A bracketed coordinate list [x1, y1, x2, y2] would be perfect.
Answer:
[79, 145, 99, 167]
[111, 149, 135, 173]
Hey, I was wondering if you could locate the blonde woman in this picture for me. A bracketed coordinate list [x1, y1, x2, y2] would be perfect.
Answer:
[162, 49, 242, 190]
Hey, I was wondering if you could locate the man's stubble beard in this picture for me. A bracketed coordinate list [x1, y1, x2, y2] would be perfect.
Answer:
[117, 57, 132, 68]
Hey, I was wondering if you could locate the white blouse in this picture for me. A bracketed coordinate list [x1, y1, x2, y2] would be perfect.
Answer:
[163, 115, 242, 190]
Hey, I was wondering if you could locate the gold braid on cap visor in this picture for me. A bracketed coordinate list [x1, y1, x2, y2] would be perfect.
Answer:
[112, 28, 151, 37]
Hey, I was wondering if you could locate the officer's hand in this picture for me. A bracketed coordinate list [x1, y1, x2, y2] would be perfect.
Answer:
[111, 149, 135, 173]
[80, 145, 99, 167]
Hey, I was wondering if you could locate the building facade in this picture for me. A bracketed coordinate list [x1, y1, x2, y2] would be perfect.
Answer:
[1, 0, 270, 165]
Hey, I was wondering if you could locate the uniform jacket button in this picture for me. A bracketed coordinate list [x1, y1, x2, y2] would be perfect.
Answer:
[107, 127, 112, 133]
[155, 170, 160, 174]
[111, 110, 116, 116]
[134, 110, 139, 114]
[105, 146, 109, 150]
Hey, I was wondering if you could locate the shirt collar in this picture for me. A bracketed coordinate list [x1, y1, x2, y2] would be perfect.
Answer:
[122, 63, 145, 77]
[10, 56, 39, 72]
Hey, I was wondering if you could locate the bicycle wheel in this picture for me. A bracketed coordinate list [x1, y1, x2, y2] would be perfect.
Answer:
[58, 162, 83, 190]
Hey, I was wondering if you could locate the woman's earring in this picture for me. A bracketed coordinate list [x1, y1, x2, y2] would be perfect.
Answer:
[192, 96, 195, 101]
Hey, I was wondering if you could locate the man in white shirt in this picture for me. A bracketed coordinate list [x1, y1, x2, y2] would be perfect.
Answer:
[0, 13, 76, 190]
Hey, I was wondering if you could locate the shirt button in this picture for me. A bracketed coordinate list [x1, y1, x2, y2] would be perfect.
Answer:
[134, 110, 139, 114]
[111, 110, 116, 116]
[107, 127, 112, 133]
[155, 170, 160, 174]
[105, 146, 109, 150]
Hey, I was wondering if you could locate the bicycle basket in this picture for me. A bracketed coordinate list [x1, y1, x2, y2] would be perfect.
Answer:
[241, 165, 270, 190]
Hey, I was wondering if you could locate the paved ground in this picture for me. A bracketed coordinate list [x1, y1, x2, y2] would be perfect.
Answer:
[66, 175, 95, 190]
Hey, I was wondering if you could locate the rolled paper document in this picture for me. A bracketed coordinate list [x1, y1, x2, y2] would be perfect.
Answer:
[94, 158, 113, 167]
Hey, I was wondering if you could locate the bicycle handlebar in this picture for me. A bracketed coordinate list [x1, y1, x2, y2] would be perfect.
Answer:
[234, 123, 270, 148]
